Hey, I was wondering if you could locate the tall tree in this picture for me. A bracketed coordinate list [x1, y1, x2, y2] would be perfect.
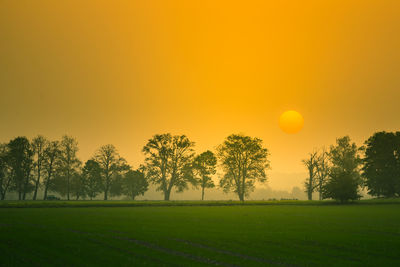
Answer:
[122, 169, 148, 200]
[0, 143, 12, 200]
[82, 159, 102, 200]
[42, 141, 60, 200]
[94, 144, 128, 200]
[323, 136, 362, 203]
[315, 148, 330, 200]
[7, 137, 34, 200]
[302, 150, 319, 200]
[362, 131, 400, 197]
[192, 151, 217, 200]
[32, 135, 48, 200]
[59, 135, 81, 200]
[217, 134, 270, 201]
[143, 134, 195, 201]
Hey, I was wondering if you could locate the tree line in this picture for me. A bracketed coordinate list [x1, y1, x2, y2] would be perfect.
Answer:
[0, 134, 269, 201]
[1, 131, 398, 202]
[303, 132, 400, 203]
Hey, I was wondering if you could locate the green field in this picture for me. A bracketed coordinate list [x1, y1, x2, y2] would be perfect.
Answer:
[1, 202, 400, 266]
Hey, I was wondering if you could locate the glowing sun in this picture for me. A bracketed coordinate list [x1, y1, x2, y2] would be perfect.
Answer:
[279, 110, 304, 134]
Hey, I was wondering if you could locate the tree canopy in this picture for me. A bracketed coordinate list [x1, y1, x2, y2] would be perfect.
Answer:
[217, 134, 270, 201]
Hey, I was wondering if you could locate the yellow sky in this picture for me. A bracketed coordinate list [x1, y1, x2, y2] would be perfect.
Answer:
[1, 0, 400, 191]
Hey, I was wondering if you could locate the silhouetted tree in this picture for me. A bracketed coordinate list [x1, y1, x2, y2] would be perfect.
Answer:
[94, 144, 128, 200]
[362, 131, 400, 197]
[109, 174, 124, 199]
[315, 148, 330, 200]
[32, 135, 48, 200]
[70, 171, 86, 200]
[302, 150, 319, 200]
[59, 136, 81, 200]
[0, 143, 11, 200]
[42, 141, 61, 200]
[122, 169, 148, 200]
[7, 137, 34, 200]
[217, 134, 270, 201]
[82, 159, 102, 200]
[143, 134, 195, 201]
[323, 136, 362, 203]
[192, 151, 217, 200]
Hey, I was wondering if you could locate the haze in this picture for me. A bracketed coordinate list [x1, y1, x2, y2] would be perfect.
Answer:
[1, 0, 400, 196]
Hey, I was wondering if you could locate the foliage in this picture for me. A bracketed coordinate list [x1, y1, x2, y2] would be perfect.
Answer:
[143, 133, 195, 200]
[82, 160, 103, 200]
[70, 172, 87, 200]
[94, 144, 128, 200]
[0, 143, 11, 200]
[31, 135, 48, 200]
[57, 135, 81, 200]
[323, 136, 362, 203]
[42, 141, 61, 200]
[362, 131, 400, 197]
[303, 148, 330, 200]
[217, 134, 270, 201]
[192, 151, 217, 200]
[122, 169, 149, 200]
[7, 137, 34, 200]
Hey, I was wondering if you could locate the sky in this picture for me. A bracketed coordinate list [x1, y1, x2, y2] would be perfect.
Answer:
[1, 0, 400, 193]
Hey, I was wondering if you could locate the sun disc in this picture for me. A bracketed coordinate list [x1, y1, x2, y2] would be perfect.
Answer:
[279, 110, 304, 134]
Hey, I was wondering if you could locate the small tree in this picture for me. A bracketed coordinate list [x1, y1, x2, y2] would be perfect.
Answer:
[82, 160, 102, 200]
[192, 151, 217, 200]
[323, 136, 362, 203]
[217, 134, 270, 201]
[122, 169, 148, 200]
[70, 171, 87, 200]
[94, 144, 128, 200]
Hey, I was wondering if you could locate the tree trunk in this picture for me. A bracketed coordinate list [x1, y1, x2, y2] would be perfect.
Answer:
[307, 174, 313, 200]
[33, 172, 40, 200]
[67, 169, 70, 201]
[319, 183, 323, 201]
[104, 190, 108, 200]
[43, 180, 49, 200]
[164, 190, 171, 201]
[238, 192, 244, 202]
[201, 186, 204, 201]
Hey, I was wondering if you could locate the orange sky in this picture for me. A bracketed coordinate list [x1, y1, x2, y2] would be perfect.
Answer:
[1, 0, 400, 191]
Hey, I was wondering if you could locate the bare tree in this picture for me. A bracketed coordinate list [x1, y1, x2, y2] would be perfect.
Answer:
[315, 148, 330, 200]
[302, 150, 319, 200]
[32, 135, 48, 200]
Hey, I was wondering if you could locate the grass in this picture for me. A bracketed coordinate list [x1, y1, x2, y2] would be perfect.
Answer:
[0, 200, 400, 266]
[1, 198, 399, 208]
